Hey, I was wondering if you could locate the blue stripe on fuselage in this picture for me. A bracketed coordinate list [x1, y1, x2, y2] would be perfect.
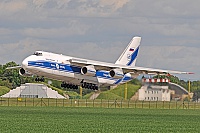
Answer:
[28, 60, 132, 84]
[28, 61, 81, 73]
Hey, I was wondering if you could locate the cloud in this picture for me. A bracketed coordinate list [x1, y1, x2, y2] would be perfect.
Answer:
[0, 28, 12, 36]
[137, 45, 200, 80]
[65, 42, 124, 63]
[98, 0, 130, 11]
[32, 0, 49, 8]
[22, 20, 89, 39]
[30, 0, 130, 17]
[127, 1, 200, 17]
[0, 1, 27, 14]
[0, 38, 45, 63]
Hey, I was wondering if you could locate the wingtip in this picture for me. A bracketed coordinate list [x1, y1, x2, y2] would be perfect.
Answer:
[6, 66, 22, 70]
[188, 72, 194, 74]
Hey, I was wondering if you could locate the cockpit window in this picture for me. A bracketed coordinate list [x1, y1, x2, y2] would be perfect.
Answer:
[33, 52, 43, 56]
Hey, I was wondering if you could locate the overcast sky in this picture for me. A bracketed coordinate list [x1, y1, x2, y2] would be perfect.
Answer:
[0, 0, 199, 80]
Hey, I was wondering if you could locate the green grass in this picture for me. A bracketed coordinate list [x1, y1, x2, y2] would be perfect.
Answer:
[65, 91, 81, 99]
[82, 92, 94, 99]
[0, 107, 200, 133]
[97, 83, 141, 99]
[97, 91, 123, 99]
[0, 86, 10, 96]
[110, 84, 141, 99]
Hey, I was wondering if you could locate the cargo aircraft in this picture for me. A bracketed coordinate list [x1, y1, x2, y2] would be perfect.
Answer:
[8, 37, 192, 90]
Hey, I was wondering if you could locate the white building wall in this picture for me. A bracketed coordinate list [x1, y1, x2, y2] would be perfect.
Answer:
[162, 89, 170, 101]
[139, 85, 170, 101]
[138, 86, 146, 101]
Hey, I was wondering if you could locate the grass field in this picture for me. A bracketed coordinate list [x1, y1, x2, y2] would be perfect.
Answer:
[97, 84, 141, 100]
[0, 107, 200, 133]
[0, 86, 10, 96]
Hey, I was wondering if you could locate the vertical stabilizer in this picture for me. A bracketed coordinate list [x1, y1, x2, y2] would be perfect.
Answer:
[115, 36, 141, 67]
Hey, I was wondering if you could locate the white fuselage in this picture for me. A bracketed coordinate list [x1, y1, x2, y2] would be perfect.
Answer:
[22, 51, 132, 87]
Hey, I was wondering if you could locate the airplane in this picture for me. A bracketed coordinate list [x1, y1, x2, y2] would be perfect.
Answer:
[8, 36, 193, 90]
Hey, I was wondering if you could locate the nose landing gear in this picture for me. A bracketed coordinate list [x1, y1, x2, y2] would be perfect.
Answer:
[35, 77, 45, 82]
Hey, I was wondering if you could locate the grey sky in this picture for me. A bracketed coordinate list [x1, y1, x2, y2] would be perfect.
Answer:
[0, 0, 199, 80]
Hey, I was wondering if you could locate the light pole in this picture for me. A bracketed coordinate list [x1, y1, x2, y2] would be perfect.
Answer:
[125, 83, 127, 100]
[188, 80, 191, 100]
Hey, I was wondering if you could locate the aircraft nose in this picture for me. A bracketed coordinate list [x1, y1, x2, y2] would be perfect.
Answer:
[22, 58, 28, 68]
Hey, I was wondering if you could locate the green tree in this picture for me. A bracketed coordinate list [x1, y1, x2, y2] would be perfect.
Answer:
[1, 61, 21, 89]
[193, 90, 200, 102]
[130, 78, 141, 85]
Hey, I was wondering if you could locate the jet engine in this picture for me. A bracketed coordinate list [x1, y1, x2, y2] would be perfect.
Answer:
[109, 68, 124, 79]
[81, 65, 96, 76]
[19, 68, 33, 77]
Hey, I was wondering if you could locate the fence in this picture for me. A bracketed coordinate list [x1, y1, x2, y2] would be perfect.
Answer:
[1, 97, 200, 109]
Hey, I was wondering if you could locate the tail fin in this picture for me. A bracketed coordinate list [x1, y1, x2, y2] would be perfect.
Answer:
[115, 36, 141, 67]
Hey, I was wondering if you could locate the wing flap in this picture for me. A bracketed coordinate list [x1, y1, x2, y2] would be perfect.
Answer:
[124, 66, 193, 75]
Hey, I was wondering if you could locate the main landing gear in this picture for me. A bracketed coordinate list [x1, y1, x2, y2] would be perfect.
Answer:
[81, 82, 98, 90]
[61, 82, 98, 90]
[61, 82, 79, 89]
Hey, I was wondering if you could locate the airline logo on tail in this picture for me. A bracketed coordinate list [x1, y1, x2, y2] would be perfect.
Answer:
[126, 47, 139, 66]
[115, 36, 141, 67]
[129, 48, 134, 51]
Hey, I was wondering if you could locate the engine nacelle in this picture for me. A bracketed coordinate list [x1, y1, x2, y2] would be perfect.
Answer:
[81, 65, 96, 76]
[109, 68, 124, 79]
[19, 68, 33, 77]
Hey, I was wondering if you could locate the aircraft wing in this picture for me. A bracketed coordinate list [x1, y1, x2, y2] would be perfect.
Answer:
[69, 58, 116, 71]
[6, 66, 22, 69]
[69, 58, 193, 75]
